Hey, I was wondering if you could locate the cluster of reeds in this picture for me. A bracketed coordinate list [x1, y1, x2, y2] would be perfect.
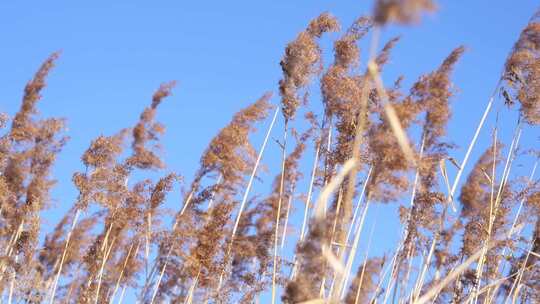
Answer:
[1, 0, 539, 303]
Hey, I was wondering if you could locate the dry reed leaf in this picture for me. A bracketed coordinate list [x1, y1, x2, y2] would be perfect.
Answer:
[368, 61, 417, 166]
[322, 244, 345, 275]
[314, 158, 357, 220]
[438, 159, 456, 212]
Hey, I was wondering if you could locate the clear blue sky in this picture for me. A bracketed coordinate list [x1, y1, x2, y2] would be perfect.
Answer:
[1, 0, 538, 302]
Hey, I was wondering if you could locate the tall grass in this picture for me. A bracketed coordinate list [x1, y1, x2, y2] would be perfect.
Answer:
[1, 0, 539, 303]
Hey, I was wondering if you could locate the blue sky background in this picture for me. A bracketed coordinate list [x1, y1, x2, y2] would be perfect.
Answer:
[1, 1, 539, 302]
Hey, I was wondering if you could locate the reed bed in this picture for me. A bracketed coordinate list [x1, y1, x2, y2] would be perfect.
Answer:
[1, 0, 539, 303]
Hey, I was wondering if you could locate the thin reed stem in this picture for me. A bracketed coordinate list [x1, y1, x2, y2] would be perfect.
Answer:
[271, 120, 288, 304]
